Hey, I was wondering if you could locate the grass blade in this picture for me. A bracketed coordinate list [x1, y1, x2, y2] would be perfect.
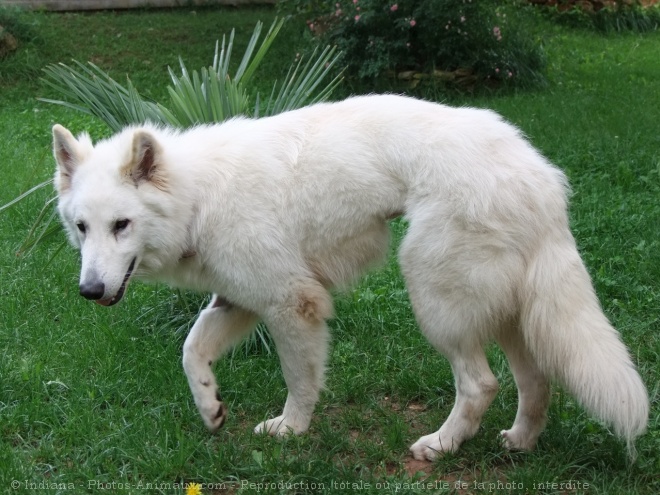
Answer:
[17, 196, 59, 255]
[0, 179, 53, 213]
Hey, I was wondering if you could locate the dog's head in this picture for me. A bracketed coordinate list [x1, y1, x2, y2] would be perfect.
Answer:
[53, 124, 172, 306]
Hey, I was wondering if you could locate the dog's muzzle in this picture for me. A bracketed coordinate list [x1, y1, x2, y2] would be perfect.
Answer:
[79, 258, 136, 306]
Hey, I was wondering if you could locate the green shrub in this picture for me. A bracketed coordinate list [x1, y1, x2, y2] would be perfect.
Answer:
[537, 0, 660, 32]
[0, 6, 40, 44]
[279, 0, 547, 89]
[0, 7, 43, 81]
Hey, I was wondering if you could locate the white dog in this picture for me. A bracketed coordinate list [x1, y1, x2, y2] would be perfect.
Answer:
[52, 94, 648, 460]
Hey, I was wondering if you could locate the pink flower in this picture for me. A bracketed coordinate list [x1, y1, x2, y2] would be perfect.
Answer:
[495, 68, 500, 74]
[353, 0, 358, 3]
[508, 71, 513, 78]
[391, 4, 398, 11]
[355, 15, 360, 21]
[493, 26, 502, 41]
[410, 19, 416, 27]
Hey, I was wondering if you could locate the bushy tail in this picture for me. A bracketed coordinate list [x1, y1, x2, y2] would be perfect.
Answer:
[521, 233, 648, 454]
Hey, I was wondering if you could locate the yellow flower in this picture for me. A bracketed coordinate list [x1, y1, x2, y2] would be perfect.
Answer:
[186, 482, 203, 495]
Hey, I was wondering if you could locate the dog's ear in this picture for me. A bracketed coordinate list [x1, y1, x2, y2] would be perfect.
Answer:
[53, 124, 82, 194]
[123, 130, 167, 190]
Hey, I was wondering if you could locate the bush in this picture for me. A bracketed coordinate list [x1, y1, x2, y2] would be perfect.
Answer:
[0, 6, 40, 44]
[0, 7, 42, 81]
[279, 0, 547, 89]
[533, 0, 660, 32]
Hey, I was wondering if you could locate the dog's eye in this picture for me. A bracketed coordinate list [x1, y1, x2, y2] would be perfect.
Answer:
[114, 219, 130, 233]
[76, 222, 86, 234]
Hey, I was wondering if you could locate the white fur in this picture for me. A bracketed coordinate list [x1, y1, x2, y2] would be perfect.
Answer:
[53, 94, 648, 460]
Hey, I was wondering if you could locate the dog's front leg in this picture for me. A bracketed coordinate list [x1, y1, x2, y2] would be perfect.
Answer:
[183, 295, 258, 432]
[254, 283, 333, 436]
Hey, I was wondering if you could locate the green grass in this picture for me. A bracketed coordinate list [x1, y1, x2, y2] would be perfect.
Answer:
[1, 6, 659, 495]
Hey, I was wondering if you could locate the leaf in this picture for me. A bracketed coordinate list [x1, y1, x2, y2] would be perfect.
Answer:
[251, 450, 263, 467]
[263, 45, 344, 117]
[40, 61, 167, 131]
[237, 18, 285, 85]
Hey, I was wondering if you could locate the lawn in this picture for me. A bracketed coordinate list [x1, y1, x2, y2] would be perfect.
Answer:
[0, 5, 658, 495]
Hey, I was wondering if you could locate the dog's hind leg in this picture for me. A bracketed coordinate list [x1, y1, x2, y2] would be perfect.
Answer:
[402, 279, 500, 460]
[254, 280, 333, 436]
[496, 329, 550, 451]
[408, 340, 499, 460]
[183, 295, 258, 432]
[400, 216, 524, 461]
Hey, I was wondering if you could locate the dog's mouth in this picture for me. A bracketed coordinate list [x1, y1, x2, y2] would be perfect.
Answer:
[96, 258, 136, 307]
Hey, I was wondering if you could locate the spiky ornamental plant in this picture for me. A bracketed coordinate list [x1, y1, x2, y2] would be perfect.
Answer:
[2, 18, 343, 253]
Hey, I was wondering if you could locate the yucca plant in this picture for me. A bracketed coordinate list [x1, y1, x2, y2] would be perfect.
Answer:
[2, 18, 343, 253]
[40, 18, 343, 129]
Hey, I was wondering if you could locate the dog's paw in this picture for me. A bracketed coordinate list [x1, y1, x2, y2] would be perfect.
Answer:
[409, 432, 457, 461]
[500, 428, 535, 451]
[254, 415, 304, 436]
[199, 392, 227, 432]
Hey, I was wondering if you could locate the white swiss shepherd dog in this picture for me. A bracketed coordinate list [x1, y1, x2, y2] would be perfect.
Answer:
[52, 94, 648, 460]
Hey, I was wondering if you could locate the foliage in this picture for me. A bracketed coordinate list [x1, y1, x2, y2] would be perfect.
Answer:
[40, 61, 166, 132]
[0, 6, 43, 80]
[40, 18, 343, 132]
[535, 0, 660, 32]
[0, 5, 40, 43]
[279, 0, 547, 88]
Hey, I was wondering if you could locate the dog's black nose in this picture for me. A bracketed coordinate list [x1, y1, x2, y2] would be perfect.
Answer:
[79, 281, 105, 300]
